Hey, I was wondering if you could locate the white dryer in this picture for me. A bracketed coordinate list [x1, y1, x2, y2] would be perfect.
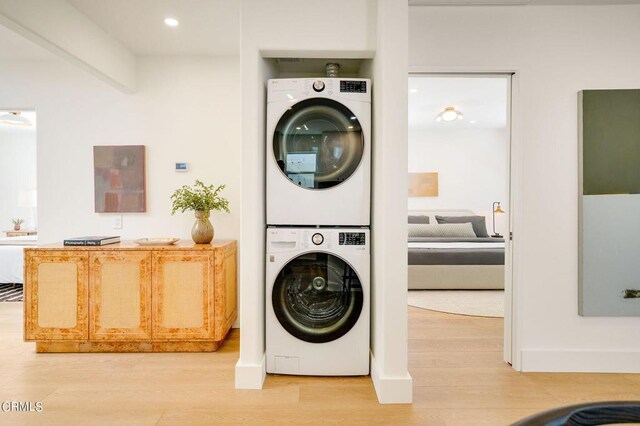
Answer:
[266, 78, 371, 226]
[266, 227, 370, 376]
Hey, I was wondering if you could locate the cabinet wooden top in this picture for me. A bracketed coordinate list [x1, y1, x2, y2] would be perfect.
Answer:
[27, 240, 236, 252]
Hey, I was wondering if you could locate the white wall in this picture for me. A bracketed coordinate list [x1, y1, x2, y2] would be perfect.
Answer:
[237, 0, 412, 403]
[410, 4, 640, 372]
[0, 126, 36, 231]
[367, 0, 412, 403]
[408, 127, 508, 234]
[0, 55, 240, 245]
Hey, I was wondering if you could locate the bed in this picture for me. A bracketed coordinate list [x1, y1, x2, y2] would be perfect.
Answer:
[0, 235, 37, 284]
[408, 210, 505, 290]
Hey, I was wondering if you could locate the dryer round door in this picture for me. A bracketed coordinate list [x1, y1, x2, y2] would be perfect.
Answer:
[272, 98, 364, 190]
[272, 252, 364, 343]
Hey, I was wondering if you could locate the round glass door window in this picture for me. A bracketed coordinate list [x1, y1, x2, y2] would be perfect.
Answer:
[272, 252, 363, 343]
[273, 98, 364, 190]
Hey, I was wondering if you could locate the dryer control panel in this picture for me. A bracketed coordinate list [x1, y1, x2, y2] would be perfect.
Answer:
[339, 80, 367, 93]
[267, 78, 371, 103]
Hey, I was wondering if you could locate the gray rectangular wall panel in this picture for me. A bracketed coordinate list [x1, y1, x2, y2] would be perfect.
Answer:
[581, 89, 640, 196]
[580, 194, 640, 316]
[579, 89, 640, 316]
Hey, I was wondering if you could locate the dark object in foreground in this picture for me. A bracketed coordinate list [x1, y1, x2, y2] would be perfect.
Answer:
[513, 401, 640, 426]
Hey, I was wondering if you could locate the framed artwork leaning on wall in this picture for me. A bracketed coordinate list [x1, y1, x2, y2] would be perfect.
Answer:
[93, 145, 146, 213]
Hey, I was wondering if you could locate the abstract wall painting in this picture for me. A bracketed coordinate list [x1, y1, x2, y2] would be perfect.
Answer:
[93, 145, 146, 213]
[579, 89, 640, 316]
[408, 172, 439, 197]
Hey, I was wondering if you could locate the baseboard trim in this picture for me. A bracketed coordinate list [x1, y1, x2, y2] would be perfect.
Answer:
[521, 349, 640, 373]
[235, 355, 266, 389]
[370, 353, 413, 404]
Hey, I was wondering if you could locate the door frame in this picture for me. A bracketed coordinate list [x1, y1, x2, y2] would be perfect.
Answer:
[407, 68, 521, 368]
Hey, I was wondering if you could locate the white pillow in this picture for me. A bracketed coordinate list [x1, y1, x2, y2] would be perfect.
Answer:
[408, 222, 476, 238]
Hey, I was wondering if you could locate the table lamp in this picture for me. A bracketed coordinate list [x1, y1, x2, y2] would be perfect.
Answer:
[492, 201, 505, 238]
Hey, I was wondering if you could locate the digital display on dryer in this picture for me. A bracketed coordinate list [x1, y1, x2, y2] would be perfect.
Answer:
[339, 232, 366, 245]
[340, 80, 367, 93]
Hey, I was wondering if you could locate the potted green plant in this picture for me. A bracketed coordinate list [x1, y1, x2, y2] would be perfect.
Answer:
[11, 218, 24, 231]
[171, 180, 230, 244]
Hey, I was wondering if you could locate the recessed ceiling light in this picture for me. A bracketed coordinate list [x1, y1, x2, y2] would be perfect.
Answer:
[164, 17, 179, 27]
[409, 88, 418, 93]
[469, 120, 477, 124]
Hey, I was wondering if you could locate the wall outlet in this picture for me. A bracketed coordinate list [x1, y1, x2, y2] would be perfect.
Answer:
[112, 215, 122, 229]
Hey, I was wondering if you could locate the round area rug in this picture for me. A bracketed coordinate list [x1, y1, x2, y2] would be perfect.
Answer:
[407, 290, 504, 318]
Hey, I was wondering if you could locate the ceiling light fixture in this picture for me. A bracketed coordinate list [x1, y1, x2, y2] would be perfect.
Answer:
[0, 111, 32, 126]
[435, 106, 464, 122]
[164, 17, 179, 27]
[409, 88, 418, 93]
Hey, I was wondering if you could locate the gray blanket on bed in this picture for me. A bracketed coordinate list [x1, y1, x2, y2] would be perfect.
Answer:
[409, 237, 503, 243]
[408, 237, 505, 266]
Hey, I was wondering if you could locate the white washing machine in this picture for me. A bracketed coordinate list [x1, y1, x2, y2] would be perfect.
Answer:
[266, 227, 370, 376]
[266, 78, 371, 226]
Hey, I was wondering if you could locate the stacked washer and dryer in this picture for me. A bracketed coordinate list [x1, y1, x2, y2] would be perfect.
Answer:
[265, 76, 371, 376]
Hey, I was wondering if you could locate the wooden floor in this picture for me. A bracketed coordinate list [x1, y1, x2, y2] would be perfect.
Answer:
[1, 303, 640, 425]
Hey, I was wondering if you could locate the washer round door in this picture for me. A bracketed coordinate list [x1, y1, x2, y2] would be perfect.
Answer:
[273, 98, 364, 190]
[272, 252, 364, 343]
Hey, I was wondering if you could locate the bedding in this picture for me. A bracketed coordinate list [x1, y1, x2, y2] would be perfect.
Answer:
[408, 215, 430, 224]
[0, 236, 37, 283]
[435, 215, 490, 238]
[0, 235, 37, 246]
[408, 239, 505, 266]
[408, 223, 476, 238]
[408, 210, 504, 289]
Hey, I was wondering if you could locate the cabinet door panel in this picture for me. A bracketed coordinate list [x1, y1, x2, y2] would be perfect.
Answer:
[152, 251, 213, 339]
[25, 251, 88, 341]
[214, 243, 238, 340]
[90, 251, 152, 340]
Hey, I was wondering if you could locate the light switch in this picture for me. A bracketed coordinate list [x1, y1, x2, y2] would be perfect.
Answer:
[112, 215, 122, 229]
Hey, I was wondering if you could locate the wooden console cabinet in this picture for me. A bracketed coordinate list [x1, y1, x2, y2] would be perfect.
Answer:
[24, 240, 236, 353]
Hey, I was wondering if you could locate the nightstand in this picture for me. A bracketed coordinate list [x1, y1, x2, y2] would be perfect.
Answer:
[4, 230, 37, 237]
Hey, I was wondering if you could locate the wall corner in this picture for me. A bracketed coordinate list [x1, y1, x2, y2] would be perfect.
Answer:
[370, 353, 413, 404]
[235, 355, 266, 389]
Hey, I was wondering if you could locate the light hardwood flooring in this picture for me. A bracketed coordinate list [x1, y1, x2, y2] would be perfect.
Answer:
[1, 302, 639, 425]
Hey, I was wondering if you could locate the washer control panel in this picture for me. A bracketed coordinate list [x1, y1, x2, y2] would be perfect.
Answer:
[339, 232, 366, 246]
[267, 228, 369, 254]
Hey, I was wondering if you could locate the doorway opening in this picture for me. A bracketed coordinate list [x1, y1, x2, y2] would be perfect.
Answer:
[406, 74, 514, 364]
[0, 109, 37, 302]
